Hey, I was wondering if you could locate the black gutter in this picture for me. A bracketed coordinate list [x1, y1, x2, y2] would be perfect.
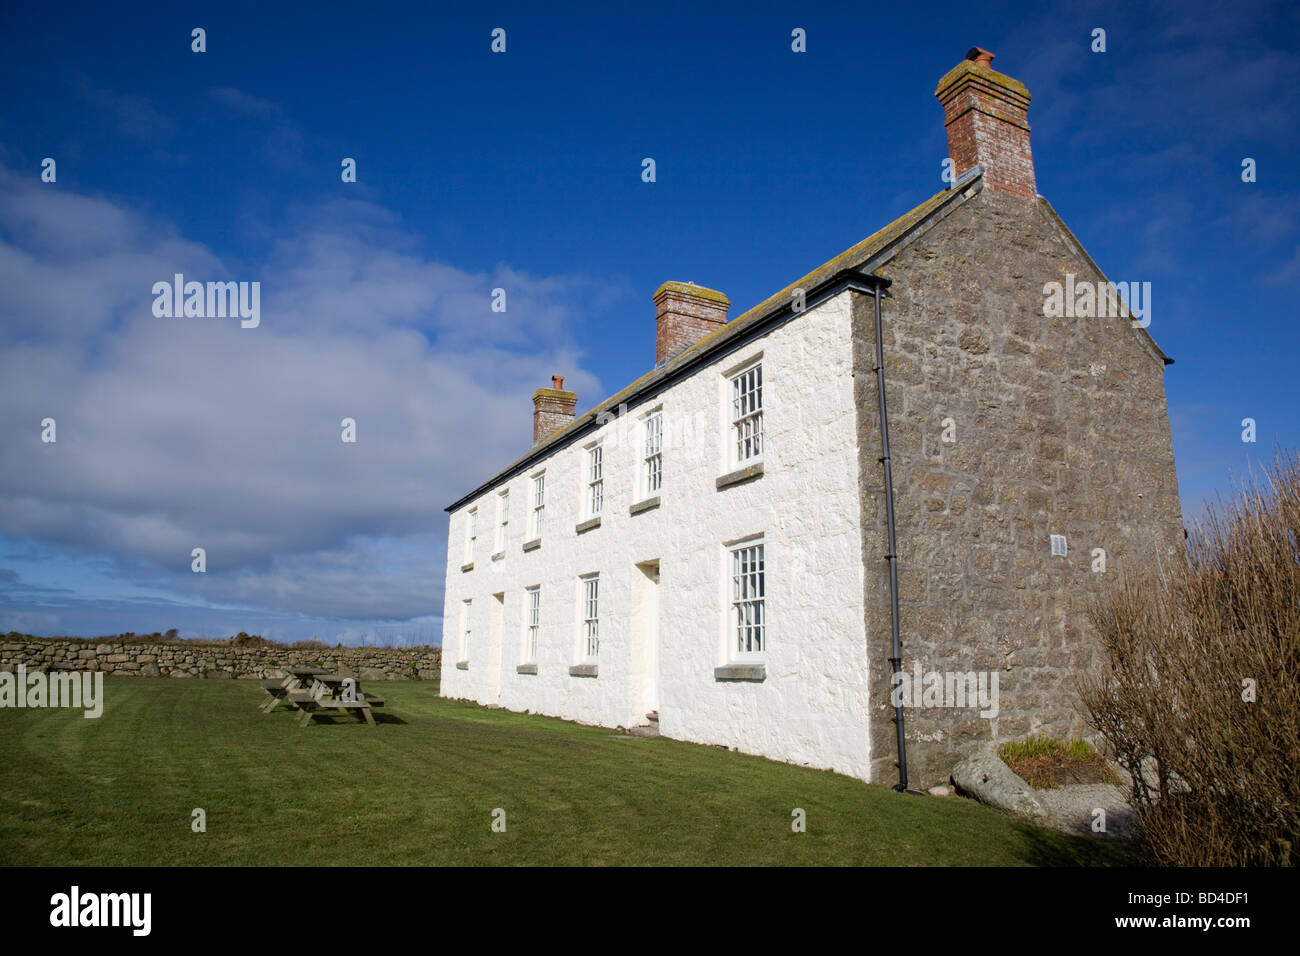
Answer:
[839, 270, 908, 791]
[445, 266, 894, 513]
[866, 276, 908, 792]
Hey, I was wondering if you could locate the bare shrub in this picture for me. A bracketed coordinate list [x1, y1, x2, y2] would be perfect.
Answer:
[231, 632, 271, 647]
[1081, 450, 1300, 866]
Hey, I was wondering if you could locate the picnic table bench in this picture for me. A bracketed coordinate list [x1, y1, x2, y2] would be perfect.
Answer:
[258, 666, 325, 713]
[293, 675, 385, 727]
[296, 696, 377, 726]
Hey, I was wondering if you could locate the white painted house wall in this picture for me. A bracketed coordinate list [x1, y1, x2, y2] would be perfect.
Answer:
[440, 289, 875, 781]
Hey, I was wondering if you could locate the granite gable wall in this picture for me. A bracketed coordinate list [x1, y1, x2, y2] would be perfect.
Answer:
[854, 184, 1183, 787]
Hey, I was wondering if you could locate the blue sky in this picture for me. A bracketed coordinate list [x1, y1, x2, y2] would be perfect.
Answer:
[1, 0, 1297, 642]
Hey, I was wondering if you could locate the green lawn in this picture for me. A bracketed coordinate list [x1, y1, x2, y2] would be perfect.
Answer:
[0, 678, 1126, 866]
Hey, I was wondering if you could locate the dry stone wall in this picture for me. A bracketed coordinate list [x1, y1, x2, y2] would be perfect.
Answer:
[0, 638, 441, 681]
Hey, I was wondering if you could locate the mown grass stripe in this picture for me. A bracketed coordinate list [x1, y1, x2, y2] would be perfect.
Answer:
[0, 678, 1127, 866]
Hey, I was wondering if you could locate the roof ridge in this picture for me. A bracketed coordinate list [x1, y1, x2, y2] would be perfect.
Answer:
[445, 175, 983, 512]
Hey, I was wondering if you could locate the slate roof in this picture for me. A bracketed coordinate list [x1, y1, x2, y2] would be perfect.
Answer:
[444, 180, 975, 512]
[445, 168, 1170, 512]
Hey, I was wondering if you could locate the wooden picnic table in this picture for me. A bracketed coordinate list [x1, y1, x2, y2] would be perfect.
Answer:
[294, 674, 386, 727]
[259, 666, 387, 725]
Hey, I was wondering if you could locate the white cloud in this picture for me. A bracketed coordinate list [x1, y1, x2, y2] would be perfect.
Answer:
[0, 165, 608, 629]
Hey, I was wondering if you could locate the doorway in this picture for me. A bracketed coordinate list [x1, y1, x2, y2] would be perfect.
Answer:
[633, 561, 660, 723]
[488, 592, 504, 704]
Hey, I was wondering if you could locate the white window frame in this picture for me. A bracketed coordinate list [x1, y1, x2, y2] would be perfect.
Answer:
[464, 507, 477, 563]
[586, 443, 604, 518]
[529, 472, 545, 539]
[460, 598, 472, 662]
[524, 585, 540, 663]
[642, 409, 663, 497]
[580, 573, 599, 663]
[728, 539, 765, 661]
[494, 488, 509, 554]
[729, 359, 764, 467]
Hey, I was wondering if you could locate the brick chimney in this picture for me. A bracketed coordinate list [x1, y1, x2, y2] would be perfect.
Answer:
[935, 47, 1035, 200]
[653, 281, 729, 366]
[532, 375, 577, 444]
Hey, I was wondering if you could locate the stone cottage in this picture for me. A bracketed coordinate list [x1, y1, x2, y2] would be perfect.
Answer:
[439, 49, 1183, 788]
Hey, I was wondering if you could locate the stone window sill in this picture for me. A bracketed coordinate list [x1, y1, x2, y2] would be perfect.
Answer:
[569, 663, 598, 678]
[491, 550, 505, 562]
[575, 516, 601, 534]
[714, 663, 765, 682]
[516, 663, 538, 675]
[455, 660, 469, 671]
[630, 495, 661, 515]
[460, 562, 474, 573]
[716, 461, 764, 490]
[522, 537, 541, 552]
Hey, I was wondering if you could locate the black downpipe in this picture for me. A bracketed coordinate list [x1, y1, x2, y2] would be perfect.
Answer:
[871, 284, 908, 792]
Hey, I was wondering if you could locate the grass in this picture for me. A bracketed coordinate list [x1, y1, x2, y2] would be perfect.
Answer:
[0, 678, 1129, 866]
[999, 737, 1122, 790]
